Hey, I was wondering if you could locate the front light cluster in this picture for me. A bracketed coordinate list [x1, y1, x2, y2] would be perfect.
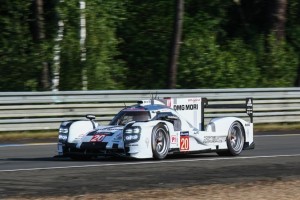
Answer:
[58, 127, 69, 143]
[125, 127, 141, 134]
[125, 134, 139, 141]
[59, 128, 69, 134]
[124, 126, 141, 143]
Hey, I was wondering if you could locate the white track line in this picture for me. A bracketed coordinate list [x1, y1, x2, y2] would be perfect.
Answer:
[0, 143, 56, 148]
[255, 134, 300, 137]
[1, 154, 300, 172]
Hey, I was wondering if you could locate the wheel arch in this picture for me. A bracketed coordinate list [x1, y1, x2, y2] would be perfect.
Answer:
[234, 120, 246, 144]
[209, 117, 248, 146]
[67, 120, 97, 143]
[151, 122, 171, 160]
[216, 119, 246, 156]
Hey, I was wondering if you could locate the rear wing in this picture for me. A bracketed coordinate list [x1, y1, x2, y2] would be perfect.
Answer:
[163, 97, 253, 131]
[202, 98, 253, 128]
[138, 97, 253, 131]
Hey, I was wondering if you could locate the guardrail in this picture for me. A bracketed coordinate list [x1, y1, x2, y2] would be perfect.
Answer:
[0, 88, 300, 132]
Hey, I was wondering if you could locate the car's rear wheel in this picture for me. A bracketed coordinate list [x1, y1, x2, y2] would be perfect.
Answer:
[151, 124, 169, 160]
[217, 121, 244, 156]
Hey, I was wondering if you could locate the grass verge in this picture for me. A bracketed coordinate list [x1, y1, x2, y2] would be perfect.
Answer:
[0, 130, 57, 142]
[254, 123, 300, 132]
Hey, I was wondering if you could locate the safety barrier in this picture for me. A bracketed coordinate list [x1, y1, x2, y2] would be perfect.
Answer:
[0, 88, 299, 131]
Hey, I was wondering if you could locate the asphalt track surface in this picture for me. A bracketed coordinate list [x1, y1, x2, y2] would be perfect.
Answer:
[1, 132, 300, 198]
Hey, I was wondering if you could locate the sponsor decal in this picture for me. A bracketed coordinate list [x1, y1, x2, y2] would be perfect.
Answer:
[188, 98, 201, 103]
[95, 131, 115, 135]
[75, 133, 85, 140]
[180, 131, 189, 151]
[166, 99, 172, 107]
[173, 104, 199, 111]
[203, 136, 226, 143]
[180, 131, 189, 136]
[90, 134, 106, 142]
[98, 127, 122, 131]
[128, 144, 138, 147]
[171, 135, 177, 144]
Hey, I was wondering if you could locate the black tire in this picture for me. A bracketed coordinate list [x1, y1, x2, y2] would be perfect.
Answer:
[217, 121, 244, 156]
[151, 124, 169, 160]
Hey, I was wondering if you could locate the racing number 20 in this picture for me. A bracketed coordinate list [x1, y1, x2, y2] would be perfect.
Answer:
[180, 136, 189, 151]
[90, 134, 106, 142]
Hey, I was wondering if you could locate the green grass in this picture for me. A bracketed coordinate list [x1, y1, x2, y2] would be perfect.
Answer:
[0, 131, 57, 142]
[254, 123, 300, 132]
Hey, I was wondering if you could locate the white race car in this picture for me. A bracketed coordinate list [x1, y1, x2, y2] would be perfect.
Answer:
[57, 97, 254, 160]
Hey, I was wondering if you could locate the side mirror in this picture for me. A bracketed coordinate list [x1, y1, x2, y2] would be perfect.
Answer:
[86, 114, 96, 121]
[86, 114, 96, 129]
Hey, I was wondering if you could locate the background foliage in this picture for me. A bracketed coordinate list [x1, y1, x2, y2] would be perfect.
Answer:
[0, 0, 299, 91]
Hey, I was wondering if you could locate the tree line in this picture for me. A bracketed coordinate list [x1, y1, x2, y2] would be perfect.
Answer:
[0, 0, 299, 91]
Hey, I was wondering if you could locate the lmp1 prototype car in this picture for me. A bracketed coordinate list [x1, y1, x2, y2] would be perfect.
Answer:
[57, 97, 254, 160]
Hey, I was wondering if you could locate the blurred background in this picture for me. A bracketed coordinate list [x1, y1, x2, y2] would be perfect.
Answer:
[0, 0, 299, 92]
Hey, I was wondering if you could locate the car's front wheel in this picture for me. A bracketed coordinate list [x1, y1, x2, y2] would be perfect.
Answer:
[151, 124, 169, 160]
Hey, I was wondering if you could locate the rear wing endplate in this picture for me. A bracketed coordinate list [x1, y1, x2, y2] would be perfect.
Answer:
[202, 98, 253, 126]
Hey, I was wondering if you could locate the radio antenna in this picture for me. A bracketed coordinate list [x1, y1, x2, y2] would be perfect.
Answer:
[149, 93, 154, 104]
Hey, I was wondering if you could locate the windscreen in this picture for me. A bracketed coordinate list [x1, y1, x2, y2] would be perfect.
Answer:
[109, 111, 151, 126]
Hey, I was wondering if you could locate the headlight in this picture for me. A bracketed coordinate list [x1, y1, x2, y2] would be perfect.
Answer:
[125, 126, 141, 134]
[59, 128, 69, 134]
[124, 126, 141, 143]
[58, 126, 69, 143]
[125, 129, 133, 134]
[133, 127, 141, 134]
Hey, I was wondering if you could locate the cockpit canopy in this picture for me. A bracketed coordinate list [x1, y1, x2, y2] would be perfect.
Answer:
[110, 110, 151, 126]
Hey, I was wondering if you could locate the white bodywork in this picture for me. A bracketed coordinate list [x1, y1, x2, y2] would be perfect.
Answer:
[68, 121, 98, 143]
[57, 97, 254, 159]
